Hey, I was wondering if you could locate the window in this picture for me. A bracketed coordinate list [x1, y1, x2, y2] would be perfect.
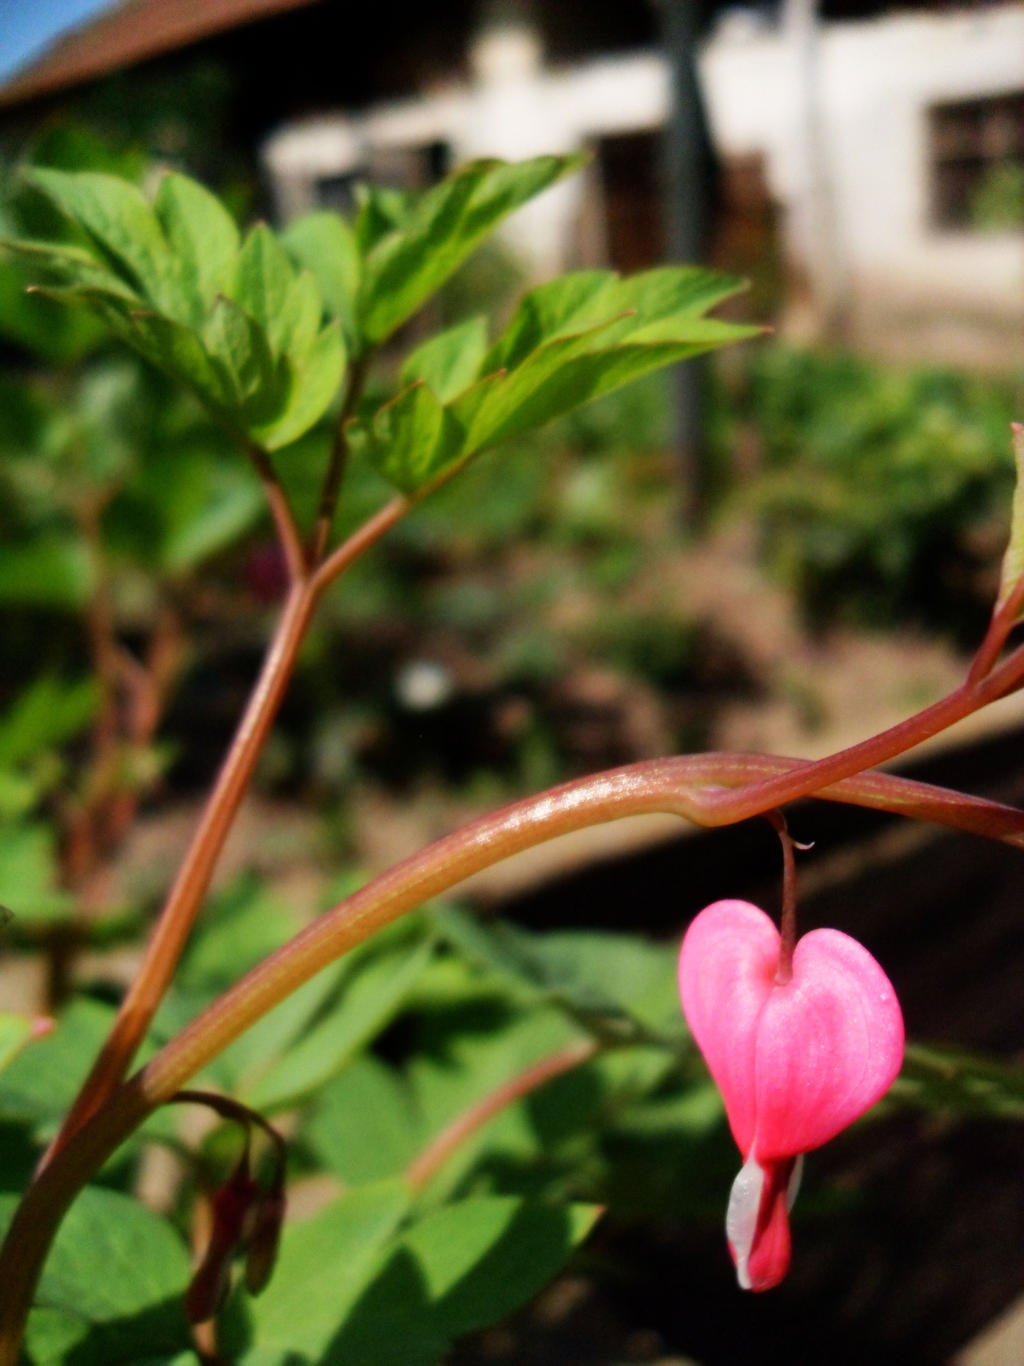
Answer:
[929, 91, 1024, 231]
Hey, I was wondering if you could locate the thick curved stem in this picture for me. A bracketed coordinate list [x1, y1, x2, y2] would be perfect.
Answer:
[701, 642, 1024, 824]
[44, 579, 321, 1160]
[130, 756, 1024, 1109]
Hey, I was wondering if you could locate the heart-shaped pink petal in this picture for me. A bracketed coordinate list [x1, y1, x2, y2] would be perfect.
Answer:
[678, 900, 904, 1162]
[678, 899, 780, 1158]
[751, 926, 904, 1160]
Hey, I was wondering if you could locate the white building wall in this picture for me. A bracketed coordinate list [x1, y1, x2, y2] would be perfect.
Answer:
[263, 3, 1024, 363]
[701, 5, 1024, 355]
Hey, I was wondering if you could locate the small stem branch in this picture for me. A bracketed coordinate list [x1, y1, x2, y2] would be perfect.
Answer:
[311, 494, 410, 595]
[405, 1040, 600, 1193]
[170, 1089, 287, 1161]
[309, 358, 369, 564]
[701, 644, 1024, 824]
[247, 443, 306, 581]
[969, 571, 1024, 685]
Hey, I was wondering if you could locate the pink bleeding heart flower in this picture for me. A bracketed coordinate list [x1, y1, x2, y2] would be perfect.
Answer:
[678, 898, 903, 1291]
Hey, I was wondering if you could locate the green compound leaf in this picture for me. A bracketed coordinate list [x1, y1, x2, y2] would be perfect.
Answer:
[250, 319, 346, 452]
[0, 997, 116, 1124]
[306, 1055, 424, 1187]
[234, 223, 313, 358]
[430, 906, 686, 1048]
[0, 534, 94, 609]
[0, 822, 73, 923]
[358, 154, 584, 346]
[201, 293, 279, 413]
[11, 168, 346, 450]
[0, 1015, 46, 1074]
[354, 381, 465, 496]
[242, 929, 435, 1112]
[396, 1197, 600, 1337]
[357, 264, 757, 496]
[38, 1187, 191, 1318]
[0, 675, 97, 769]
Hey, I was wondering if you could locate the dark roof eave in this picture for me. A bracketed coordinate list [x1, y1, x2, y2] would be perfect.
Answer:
[0, 0, 323, 111]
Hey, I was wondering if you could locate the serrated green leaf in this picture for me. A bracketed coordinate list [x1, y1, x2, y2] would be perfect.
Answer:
[364, 264, 755, 495]
[354, 182, 413, 255]
[0, 253, 109, 361]
[154, 171, 239, 321]
[401, 316, 489, 403]
[359, 155, 583, 344]
[284, 210, 360, 350]
[101, 302, 239, 416]
[277, 269, 323, 364]
[26, 168, 185, 320]
[1, 235, 142, 303]
[461, 316, 753, 453]
[482, 270, 620, 372]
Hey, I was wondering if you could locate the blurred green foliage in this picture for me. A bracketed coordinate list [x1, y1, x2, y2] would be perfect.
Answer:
[728, 346, 1019, 638]
[970, 161, 1024, 232]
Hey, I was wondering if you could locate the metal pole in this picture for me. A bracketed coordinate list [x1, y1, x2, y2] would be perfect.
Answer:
[657, 0, 718, 529]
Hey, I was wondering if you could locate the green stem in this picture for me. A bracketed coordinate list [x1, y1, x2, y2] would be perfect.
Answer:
[309, 357, 370, 564]
[405, 1039, 600, 1193]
